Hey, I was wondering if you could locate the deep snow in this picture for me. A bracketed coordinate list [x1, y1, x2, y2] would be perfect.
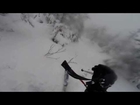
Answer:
[0, 14, 139, 91]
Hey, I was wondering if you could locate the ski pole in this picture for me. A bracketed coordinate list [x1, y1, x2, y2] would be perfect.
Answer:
[80, 80, 87, 87]
[81, 69, 93, 75]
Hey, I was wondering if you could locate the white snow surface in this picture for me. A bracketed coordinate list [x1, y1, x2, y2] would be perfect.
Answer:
[0, 14, 139, 91]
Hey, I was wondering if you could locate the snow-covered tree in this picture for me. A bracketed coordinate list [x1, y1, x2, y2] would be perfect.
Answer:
[85, 25, 140, 89]
[19, 13, 89, 45]
[103, 29, 140, 88]
[50, 13, 89, 42]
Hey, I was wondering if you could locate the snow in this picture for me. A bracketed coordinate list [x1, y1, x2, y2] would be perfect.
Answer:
[0, 14, 139, 91]
[108, 74, 139, 92]
[87, 13, 140, 36]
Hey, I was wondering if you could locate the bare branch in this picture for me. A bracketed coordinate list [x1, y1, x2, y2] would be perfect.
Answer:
[50, 44, 55, 51]
[46, 56, 60, 60]
[45, 44, 66, 57]
[34, 15, 37, 19]
[55, 47, 66, 53]
[28, 20, 34, 28]
[68, 58, 74, 63]
[68, 54, 77, 64]
[44, 44, 55, 56]
[69, 62, 77, 64]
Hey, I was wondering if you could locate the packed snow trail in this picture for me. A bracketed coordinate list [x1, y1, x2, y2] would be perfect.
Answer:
[0, 14, 139, 91]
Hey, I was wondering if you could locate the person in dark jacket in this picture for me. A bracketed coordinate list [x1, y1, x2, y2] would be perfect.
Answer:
[85, 64, 117, 92]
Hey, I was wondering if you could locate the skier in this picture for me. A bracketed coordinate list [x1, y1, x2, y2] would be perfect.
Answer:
[84, 64, 117, 92]
[61, 60, 117, 92]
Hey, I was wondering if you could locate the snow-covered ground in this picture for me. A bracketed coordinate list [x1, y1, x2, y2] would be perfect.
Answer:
[0, 14, 139, 91]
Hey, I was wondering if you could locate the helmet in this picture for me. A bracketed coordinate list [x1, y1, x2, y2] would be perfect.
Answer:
[91, 64, 117, 89]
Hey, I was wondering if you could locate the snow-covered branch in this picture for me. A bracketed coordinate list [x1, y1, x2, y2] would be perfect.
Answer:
[21, 13, 34, 28]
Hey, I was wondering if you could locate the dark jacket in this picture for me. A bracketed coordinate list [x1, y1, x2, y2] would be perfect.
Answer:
[84, 64, 117, 92]
[84, 81, 107, 92]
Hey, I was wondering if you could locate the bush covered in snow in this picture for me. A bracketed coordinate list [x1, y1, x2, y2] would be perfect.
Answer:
[84, 26, 120, 49]
[0, 14, 15, 32]
[86, 27, 140, 88]
[49, 13, 89, 42]
[104, 30, 140, 77]
[51, 22, 79, 46]
[19, 13, 88, 46]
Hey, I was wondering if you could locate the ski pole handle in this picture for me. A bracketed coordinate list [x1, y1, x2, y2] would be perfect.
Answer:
[81, 69, 93, 75]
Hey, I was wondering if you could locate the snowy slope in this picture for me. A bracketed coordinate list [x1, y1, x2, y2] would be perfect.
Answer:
[0, 14, 139, 91]
[0, 14, 64, 91]
[108, 73, 139, 92]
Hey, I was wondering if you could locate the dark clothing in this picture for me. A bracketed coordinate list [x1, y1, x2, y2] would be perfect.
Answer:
[91, 64, 117, 86]
[84, 64, 117, 92]
[85, 82, 107, 92]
